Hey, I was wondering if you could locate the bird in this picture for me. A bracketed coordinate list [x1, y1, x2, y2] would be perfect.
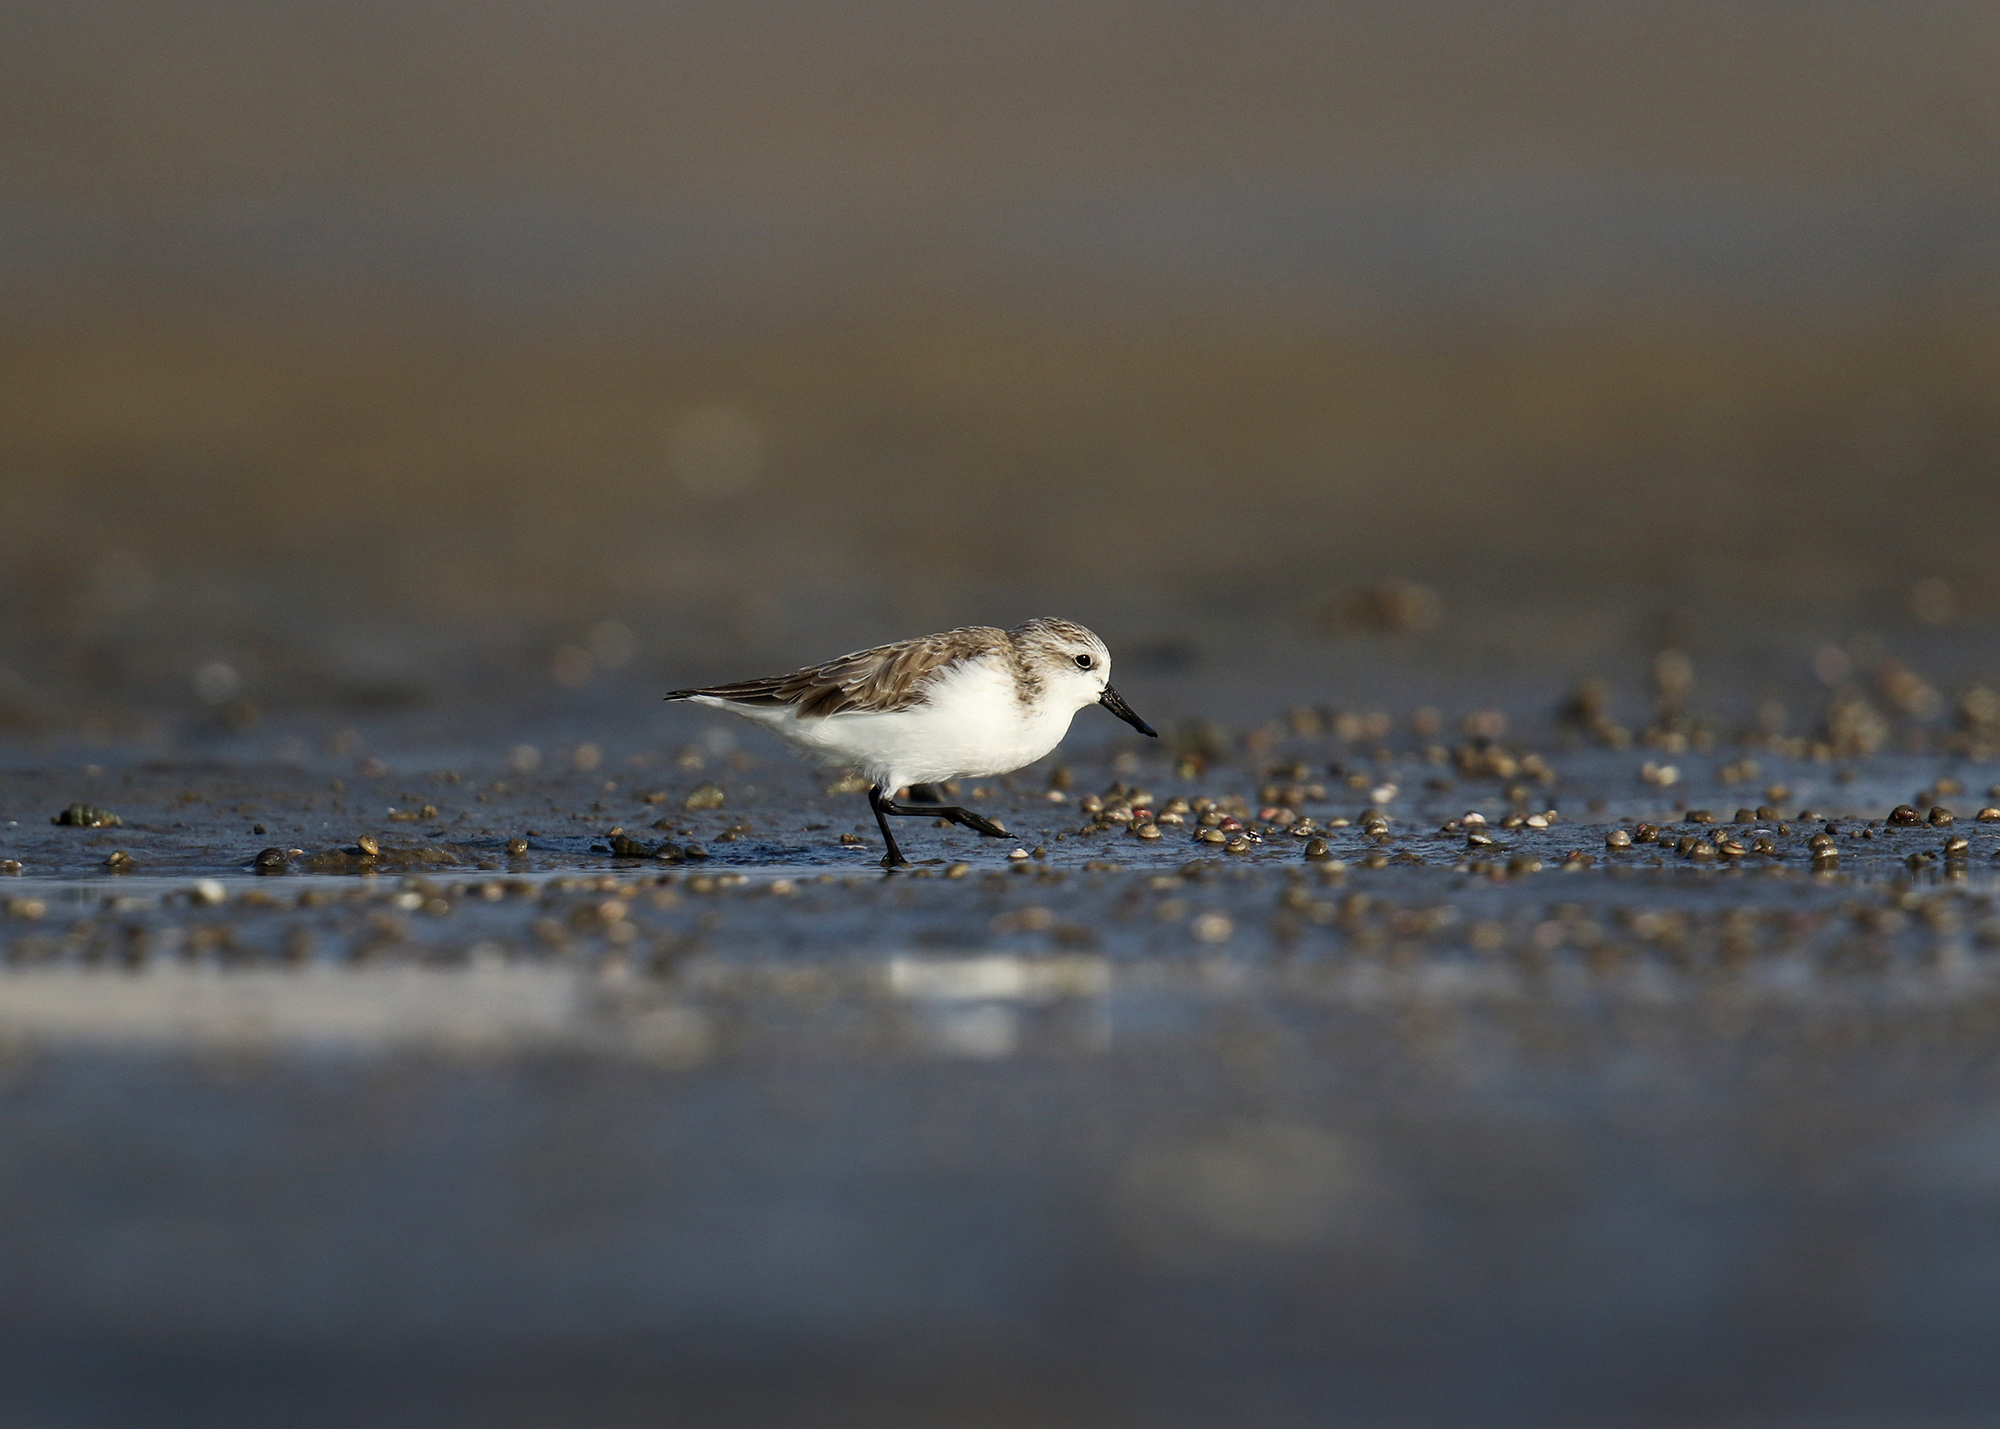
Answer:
[664, 617, 1158, 866]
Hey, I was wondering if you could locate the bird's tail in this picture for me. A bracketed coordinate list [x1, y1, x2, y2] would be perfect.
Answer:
[662, 677, 792, 706]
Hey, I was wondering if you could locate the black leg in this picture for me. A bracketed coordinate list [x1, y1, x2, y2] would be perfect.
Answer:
[878, 795, 1010, 840]
[867, 785, 911, 867]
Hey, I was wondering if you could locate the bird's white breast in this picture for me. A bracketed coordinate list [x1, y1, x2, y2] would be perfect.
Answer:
[695, 652, 1077, 789]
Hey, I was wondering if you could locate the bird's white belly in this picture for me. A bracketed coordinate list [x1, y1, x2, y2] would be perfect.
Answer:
[697, 656, 1077, 788]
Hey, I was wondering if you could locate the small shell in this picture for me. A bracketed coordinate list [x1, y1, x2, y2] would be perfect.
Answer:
[53, 803, 121, 828]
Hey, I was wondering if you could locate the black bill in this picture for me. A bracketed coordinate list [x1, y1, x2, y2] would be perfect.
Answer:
[1098, 685, 1158, 737]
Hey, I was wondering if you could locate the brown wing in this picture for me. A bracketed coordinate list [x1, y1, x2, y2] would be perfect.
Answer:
[664, 626, 1005, 718]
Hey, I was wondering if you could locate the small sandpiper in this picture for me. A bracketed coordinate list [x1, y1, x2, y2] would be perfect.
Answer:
[665, 617, 1158, 866]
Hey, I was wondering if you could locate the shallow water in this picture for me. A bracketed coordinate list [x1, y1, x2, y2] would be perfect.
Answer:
[5, 661, 2000, 1426]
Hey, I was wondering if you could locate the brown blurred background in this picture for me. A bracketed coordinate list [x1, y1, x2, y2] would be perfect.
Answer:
[3, 0, 1999, 717]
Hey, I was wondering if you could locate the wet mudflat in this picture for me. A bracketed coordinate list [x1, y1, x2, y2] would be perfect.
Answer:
[5, 665, 2000, 1426]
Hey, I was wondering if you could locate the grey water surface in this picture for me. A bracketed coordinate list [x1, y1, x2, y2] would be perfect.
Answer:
[5, 633, 2000, 1428]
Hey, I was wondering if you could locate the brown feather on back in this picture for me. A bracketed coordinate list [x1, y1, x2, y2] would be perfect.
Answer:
[664, 625, 1009, 718]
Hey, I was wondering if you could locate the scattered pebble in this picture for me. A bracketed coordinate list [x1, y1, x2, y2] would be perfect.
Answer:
[1191, 912, 1233, 942]
[53, 803, 121, 828]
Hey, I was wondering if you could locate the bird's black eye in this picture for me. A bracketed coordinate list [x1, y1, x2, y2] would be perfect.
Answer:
[1074, 654, 1093, 669]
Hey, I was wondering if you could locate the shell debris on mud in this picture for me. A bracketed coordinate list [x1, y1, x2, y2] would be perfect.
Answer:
[7, 641, 2000, 1424]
